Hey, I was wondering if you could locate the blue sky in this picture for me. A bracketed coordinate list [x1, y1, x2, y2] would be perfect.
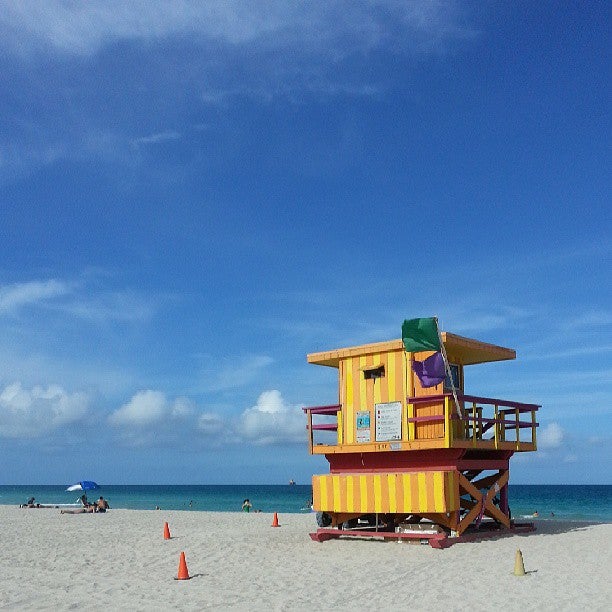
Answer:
[0, 1, 609, 485]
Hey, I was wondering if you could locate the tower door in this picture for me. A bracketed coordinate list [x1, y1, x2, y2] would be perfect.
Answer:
[411, 351, 445, 439]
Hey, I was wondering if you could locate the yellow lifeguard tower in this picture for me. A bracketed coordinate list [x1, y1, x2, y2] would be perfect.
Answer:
[304, 317, 539, 547]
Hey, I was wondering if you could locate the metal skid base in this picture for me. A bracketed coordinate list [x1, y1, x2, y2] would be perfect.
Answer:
[309, 522, 536, 549]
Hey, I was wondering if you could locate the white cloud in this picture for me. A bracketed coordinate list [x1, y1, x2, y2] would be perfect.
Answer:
[198, 354, 274, 392]
[0, 382, 89, 438]
[0, 2, 473, 182]
[0, 277, 156, 323]
[109, 390, 193, 427]
[0, 1, 469, 58]
[238, 390, 305, 445]
[171, 397, 195, 418]
[587, 436, 604, 446]
[564, 310, 612, 329]
[132, 131, 181, 146]
[521, 345, 612, 362]
[0, 279, 69, 313]
[197, 413, 225, 435]
[62, 289, 156, 323]
[101, 388, 307, 447]
[538, 422, 564, 449]
[109, 390, 166, 426]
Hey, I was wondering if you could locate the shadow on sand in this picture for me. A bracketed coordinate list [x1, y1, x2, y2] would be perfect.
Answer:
[523, 519, 606, 537]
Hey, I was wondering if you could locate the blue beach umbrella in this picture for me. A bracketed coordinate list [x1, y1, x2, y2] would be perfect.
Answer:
[66, 481, 100, 492]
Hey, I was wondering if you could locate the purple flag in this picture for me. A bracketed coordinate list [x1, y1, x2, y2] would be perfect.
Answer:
[412, 351, 445, 388]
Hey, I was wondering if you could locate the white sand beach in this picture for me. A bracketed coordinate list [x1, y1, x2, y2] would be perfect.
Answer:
[0, 506, 609, 611]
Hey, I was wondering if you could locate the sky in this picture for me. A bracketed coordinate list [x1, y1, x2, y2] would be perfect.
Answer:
[0, 1, 609, 485]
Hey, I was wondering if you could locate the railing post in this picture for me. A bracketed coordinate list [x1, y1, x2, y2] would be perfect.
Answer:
[494, 404, 499, 449]
[337, 409, 344, 445]
[307, 409, 313, 454]
[444, 396, 451, 448]
[515, 408, 520, 449]
[531, 409, 537, 448]
[408, 401, 415, 441]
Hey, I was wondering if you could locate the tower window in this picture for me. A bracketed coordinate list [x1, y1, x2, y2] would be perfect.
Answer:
[444, 364, 461, 391]
[363, 365, 385, 380]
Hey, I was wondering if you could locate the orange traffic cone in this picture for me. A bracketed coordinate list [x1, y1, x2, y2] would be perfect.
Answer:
[176, 551, 190, 580]
[271, 512, 280, 527]
[163, 522, 171, 540]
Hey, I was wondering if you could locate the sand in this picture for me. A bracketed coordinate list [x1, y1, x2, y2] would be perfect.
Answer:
[0, 506, 609, 611]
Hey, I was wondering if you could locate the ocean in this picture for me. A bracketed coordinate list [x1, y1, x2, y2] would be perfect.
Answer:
[0, 484, 610, 522]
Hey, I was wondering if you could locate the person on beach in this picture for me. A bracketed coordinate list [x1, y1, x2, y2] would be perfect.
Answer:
[242, 499, 252, 512]
[61, 506, 97, 514]
[80, 494, 91, 508]
[61, 495, 109, 514]
[96, 496, 110, 513]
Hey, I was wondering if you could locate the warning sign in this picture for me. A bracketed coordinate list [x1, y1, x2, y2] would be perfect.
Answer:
[356, 410, 371, 443]
[375, 401, 402, 442]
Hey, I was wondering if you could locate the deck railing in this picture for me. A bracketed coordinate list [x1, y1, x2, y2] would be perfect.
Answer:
[303, 404, 342, 453]
[407, 394, 540, 448]
[304, 395, 539, 451]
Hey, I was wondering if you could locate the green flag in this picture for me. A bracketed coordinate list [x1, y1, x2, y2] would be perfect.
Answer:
[402, 317, 441, 352]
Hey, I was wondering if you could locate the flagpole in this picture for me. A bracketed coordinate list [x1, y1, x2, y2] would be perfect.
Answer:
[434, 317, 464, 420]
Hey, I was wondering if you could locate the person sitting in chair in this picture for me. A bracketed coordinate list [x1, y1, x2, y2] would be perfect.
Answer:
[96, 496, 110, 513]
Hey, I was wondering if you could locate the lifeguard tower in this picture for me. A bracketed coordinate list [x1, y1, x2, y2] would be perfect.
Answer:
[304, 317, 539, 548]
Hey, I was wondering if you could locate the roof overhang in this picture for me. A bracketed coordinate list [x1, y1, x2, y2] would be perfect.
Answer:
[307, 332, 515, 368]
[443, 332, 515, 365]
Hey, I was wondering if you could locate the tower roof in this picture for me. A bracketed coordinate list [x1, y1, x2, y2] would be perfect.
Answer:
[307, 332, 515, 367]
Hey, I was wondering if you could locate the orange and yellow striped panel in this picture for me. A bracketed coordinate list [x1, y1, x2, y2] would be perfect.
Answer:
[342, 349, 406, 444]
[312, 471, 458, 514]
